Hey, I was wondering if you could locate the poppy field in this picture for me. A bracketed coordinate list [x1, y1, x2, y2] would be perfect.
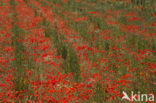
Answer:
[0, 0, 156, 102]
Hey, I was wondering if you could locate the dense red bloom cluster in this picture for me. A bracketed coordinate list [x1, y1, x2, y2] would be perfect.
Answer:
[0, 0, 155, 102]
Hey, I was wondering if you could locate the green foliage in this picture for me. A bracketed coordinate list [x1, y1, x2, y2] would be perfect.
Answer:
[131, 0, 146, 6]
[11, 23, 28, 98]
[10, 1, 31, 99]
[23, 0, 28, 4]
[63, 47, 81, 83]
[44, 22, 81, 83]
[92, 82, 106, 103]
[10, 0, 16, 6]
